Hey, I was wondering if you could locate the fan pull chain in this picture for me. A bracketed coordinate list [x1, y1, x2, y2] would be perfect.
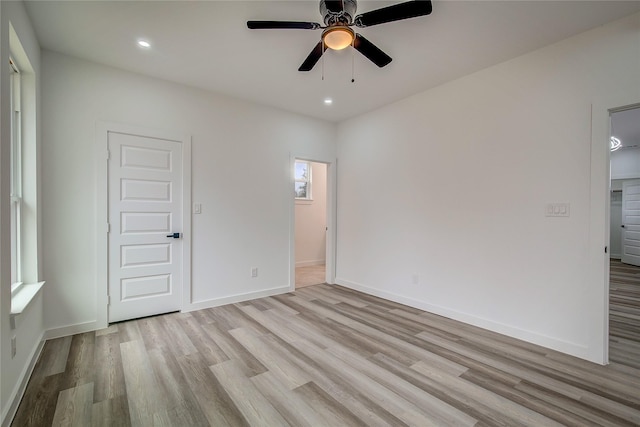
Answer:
[321, 40, 325, 81]
[351, 38, 355, 83]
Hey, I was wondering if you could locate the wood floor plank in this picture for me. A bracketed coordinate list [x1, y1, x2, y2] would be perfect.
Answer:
[460, 369, 605, 427]
[12, 373, 65, 426]
[416, 331, 640, 424]
[158, 314, 198, 357]
[91, 395, 131, 427]
[175, 351, 248, 426]
[200, 321, 268, 377]
[282, 339, 409, 427]
[513, 380, 636, 427]
[119, 339, 168, 426]
[292, 338, 449, 427]
[293, 381, 370, 427]
[326, 344, 479, 426]
[33, 336, 72, 378]
[147, 348, 210, 426]
[410, 359, 561, 426]
[260, 296, 301, 315]
[210, 359, 290, 426]
[93, 332, 126, 402]
[51, 382, 94, 426]
[136, 315, 171, 352]
[174, 313, 228, 365]
[206, 304, 270, 335]
[610, 259, 640, 369]
[117, 320, 143, 343]
[61, 332, 95, 390]
[252, 371, 364, 427]
[229, 327, 311, 390]
[13, 280, 640, 427]
[238, 305, 302, 343]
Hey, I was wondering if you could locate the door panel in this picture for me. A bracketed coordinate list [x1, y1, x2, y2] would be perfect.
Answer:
[121, 244, 171, 268]
[621, 179, 640, 266]
[121, 179, 172, 201]
[108, 131, 183, 322]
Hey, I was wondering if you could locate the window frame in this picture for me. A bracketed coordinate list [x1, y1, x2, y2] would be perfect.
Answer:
[10, 58, 23, 292]
[294, 160, 312, 200]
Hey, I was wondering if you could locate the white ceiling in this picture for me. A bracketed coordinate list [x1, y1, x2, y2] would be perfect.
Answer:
[23, 0, 640, 122]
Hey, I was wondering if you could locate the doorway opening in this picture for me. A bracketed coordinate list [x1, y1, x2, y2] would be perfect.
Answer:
[608, 105, 640, 369]
[294, 159, 328, 288]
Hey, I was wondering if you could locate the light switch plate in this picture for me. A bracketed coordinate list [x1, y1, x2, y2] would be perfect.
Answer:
[193, 203, 202, 214]
[545, 203, 570, 217]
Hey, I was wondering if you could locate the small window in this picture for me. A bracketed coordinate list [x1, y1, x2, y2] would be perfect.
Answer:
[10, 58, 22, 291]
[294, 160, 312, 200]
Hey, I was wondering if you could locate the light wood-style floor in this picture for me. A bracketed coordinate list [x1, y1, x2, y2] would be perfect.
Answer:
[295, 264, 325, 288]
[13, 284, 640, 426]
[610, 258, 640, 369]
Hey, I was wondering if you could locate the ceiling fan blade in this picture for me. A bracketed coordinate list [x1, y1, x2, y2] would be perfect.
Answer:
[299, 42, 325, 72]
[324, 1, 345, 13]
[354, 0, 432, 27]
[353, 34, 392, 68]
[247, 21, 321, 30]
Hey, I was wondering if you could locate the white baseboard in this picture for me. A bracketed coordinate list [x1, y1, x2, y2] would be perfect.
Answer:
[334, 277, 595, 364]
[2, 333, 45, 427]
[295, 259, 326, 268]
[43, 286, 293, 336]
[610, 254, 622, 260]
[44, 320, 100, 340]
[184, 286, 291, 312]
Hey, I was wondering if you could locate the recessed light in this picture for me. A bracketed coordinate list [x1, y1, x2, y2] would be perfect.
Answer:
[137, 40, 151, 48]
[324, 98, 333, 105]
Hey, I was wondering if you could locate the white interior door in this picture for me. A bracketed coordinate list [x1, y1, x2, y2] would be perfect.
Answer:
[108, 131, 183, 322]
[621, 179, 640, 266]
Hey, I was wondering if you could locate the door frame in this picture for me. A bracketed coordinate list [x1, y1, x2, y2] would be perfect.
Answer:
[96, 121, 192, 327]
[591, 100, 640, 365]
[289, 153, 337, 290]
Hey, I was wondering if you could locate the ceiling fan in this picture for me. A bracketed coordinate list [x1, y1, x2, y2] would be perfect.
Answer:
[247, 0, 433, 72]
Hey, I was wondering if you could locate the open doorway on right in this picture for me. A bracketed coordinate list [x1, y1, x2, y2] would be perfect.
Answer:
[294, 160, 327, 288]
[609, 106, 640, 369]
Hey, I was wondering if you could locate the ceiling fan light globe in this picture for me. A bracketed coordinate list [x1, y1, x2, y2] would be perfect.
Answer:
[322, 26, 354, 50]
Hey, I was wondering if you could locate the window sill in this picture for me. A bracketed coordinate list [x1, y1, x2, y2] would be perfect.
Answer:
[11, 281, 45, 317]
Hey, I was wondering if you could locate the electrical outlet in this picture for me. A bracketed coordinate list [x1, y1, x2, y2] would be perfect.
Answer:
[11, 336, 16, 358]
[193, 203, 202, 214]
[251, 267, 258, 278]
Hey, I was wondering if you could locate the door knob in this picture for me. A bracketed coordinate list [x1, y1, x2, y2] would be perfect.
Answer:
[166, 232, 181, 239]
[622, 225, 626, 228]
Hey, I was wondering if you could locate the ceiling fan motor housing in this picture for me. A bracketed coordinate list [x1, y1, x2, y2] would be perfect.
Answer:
[320, 0, 358, 26]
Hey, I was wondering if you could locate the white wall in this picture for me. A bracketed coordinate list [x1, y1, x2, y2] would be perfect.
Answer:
[0, 1, 43, 424]
[295, 161, 327, 267]
[611, 146, 640, 179]
[41, 51, 336, 334]
[336, 12, 640, 363]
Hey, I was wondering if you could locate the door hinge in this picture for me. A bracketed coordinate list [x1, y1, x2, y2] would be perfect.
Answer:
[106, 150, 110, 160]
[106, 222, 110, 233]
[107, 295, 110, 305]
